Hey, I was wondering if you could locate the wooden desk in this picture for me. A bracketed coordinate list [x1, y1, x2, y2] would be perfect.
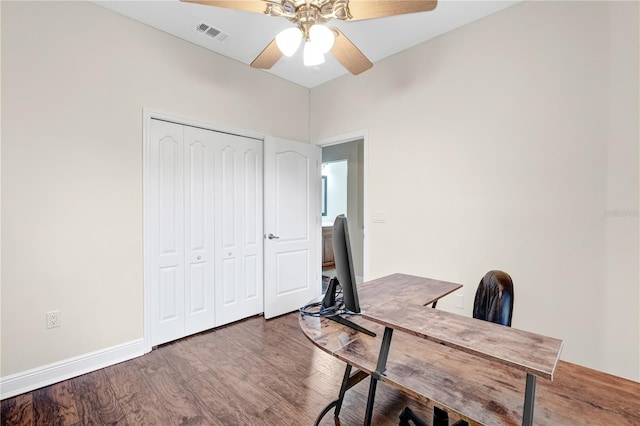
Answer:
[357, 273, 463, 310]
[299, 274, 640, 425]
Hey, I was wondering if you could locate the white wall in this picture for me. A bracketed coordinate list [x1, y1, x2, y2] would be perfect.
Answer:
[310, 1, 639, 380]
[603, 1, 640, 380]
[1, 1, 309, 377]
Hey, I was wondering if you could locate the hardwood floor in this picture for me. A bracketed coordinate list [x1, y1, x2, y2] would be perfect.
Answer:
[1, 313, 436, 426]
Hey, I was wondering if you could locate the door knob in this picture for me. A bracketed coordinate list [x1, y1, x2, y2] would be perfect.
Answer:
[267, 233, 280, 240]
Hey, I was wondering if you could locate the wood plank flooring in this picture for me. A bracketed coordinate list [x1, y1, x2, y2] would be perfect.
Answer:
[1, 313, 439, 426]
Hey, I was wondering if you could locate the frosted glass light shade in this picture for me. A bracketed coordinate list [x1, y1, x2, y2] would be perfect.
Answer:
[309, 25, 335, 54]
[276, 27, 302, 57]
[303, 42, 325, 66]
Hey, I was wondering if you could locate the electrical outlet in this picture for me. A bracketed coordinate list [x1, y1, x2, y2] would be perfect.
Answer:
[46, 310, 61, 329]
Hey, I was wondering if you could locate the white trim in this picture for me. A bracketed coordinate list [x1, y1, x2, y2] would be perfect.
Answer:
[313, 130, 369, 281]
[142, 109, 265, 141]
[142, 108, 267, 351]
[143, 109, 153, 353]
[314, 129, 369, 148]
[0, 339, 144, 400]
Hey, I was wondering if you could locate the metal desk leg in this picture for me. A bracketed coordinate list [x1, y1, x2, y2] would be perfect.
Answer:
[522, 373, 537, 426]
[363, 376, 378, 426]
[315, 364, 370, 426]
[363, 327, 394, 426]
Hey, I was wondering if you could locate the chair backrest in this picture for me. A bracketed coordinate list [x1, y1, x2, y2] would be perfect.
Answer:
[472, 270, 514, 327]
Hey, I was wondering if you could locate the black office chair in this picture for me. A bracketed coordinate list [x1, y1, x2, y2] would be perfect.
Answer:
[472, 270, 514, 327]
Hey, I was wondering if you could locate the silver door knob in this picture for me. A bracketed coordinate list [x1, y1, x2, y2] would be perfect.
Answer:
[197, 256, 201, 260]
[267, 233, 280, 240]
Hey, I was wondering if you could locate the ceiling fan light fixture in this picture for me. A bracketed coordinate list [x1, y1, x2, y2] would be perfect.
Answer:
[303, 41, 325, 66]
[308, 24, 335, 54]
[275, 27, 302, 57]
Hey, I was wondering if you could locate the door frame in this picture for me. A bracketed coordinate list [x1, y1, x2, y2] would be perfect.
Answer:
[313, 130, 369, 282]
[142, 108, 265, 353]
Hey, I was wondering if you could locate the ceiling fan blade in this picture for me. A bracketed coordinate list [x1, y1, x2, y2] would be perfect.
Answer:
[346, 0, 437, 21]
[250, 39, 283, 69]
[180, 0, 269, 14]
[330, 28, 373, 75]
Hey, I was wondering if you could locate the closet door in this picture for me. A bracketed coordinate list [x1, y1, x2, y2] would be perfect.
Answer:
[183, 127, 216, 335]
[149, 120, 185, 345]
[215, 133, 263, 326]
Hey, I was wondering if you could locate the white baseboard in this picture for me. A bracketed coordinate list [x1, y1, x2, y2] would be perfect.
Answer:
[1, 339, 146, 400]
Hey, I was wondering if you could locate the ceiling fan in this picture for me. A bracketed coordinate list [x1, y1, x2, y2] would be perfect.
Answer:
[181, 0, 438, 75]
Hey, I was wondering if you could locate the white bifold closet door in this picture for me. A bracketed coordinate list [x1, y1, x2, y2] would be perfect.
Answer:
[183, 126, 216, 336]
[149, 120, 188, 344]
[215, 132, 263, 326]
[149, 119, 262, 346]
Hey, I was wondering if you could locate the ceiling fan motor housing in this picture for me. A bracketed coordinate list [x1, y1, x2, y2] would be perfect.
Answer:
[268, 1, 352, 28]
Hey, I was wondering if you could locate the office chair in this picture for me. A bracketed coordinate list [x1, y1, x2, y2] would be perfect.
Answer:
[472, 270, 514, 327]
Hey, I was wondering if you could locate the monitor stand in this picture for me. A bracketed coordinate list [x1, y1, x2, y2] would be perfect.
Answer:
[328, 315, 376, 337]
[322, 278, 376, 337]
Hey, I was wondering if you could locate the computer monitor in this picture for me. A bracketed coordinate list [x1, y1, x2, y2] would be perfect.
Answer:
[328, 215, 375, 337]
[332, 214, 360, 313]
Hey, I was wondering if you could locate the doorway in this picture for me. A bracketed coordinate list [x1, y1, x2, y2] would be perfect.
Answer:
[320, 138, 365, 286]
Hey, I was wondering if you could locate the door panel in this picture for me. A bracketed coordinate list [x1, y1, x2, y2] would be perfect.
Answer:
[276, 152, 310, 240]
[245, 255, 258, 298]
[150, 120, 185, 345]
[243, 148, 262, 304]
[264, 137, 321, 318]
[184, 126, 215, 335]
[158, 133, 182, 256]
[276, 250, 310, 293]
[218, 144, 241, 318]
[188, 263, 206, 312]
[222, 258, 237, 304]
[159, 266, 180, 320]
[215, 133, 263, 326]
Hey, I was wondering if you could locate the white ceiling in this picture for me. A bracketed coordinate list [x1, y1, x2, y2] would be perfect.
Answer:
[93, 0, 519, 88]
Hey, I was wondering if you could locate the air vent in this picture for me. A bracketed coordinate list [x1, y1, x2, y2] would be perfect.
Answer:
[195, 22, 229, 42]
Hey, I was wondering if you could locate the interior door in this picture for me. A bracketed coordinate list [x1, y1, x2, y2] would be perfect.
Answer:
[215, 133, 264, 326]
[263, 137, 321, 318]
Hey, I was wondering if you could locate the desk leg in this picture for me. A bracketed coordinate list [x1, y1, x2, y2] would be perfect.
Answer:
[363, 376, 378, 426]
[314, 364, 369, 426]
[363, 327, 394, 426]
[522, 373, 537, 426]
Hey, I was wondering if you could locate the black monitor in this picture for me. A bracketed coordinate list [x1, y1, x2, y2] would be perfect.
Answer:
[326, 215, 375, 337]
[332, 214, 360, 313]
